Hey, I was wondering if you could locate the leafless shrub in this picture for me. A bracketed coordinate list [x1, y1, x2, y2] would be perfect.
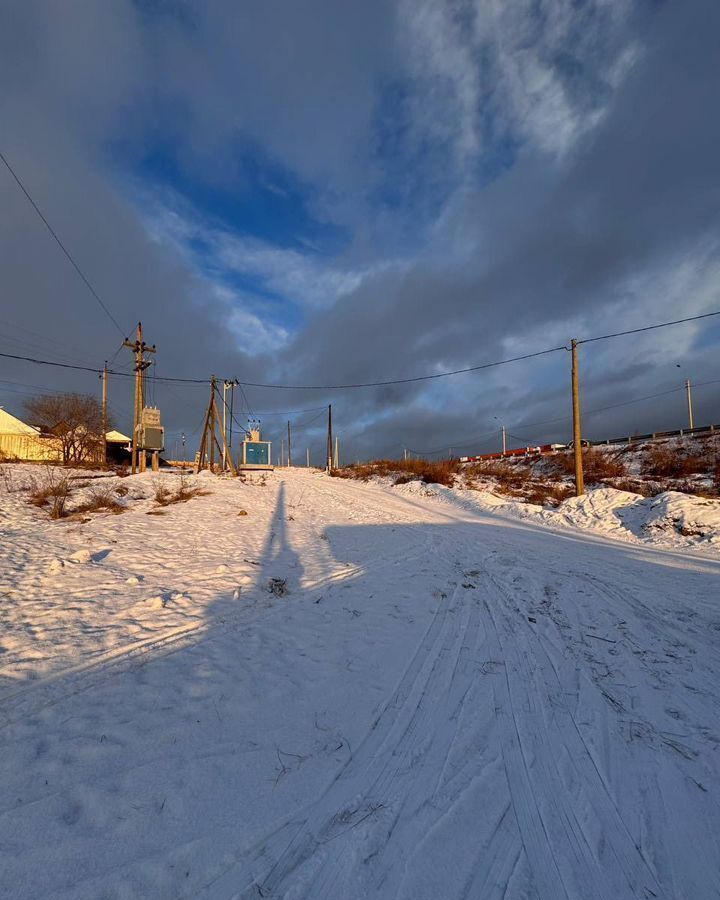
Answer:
[608, 478, 659, 498]
[641, 445, 715, 478]
[28, 468, 71, 518]
[0, 466, 19, 493]
[24, 393, 107, 466]
[465, 460, 530, 487]
[73, 487, 125, 515]
[153, 473, 209, 507]
[153, 481, 172, 505]
[332, 458, 461, 486]
[550, 448, 626, 483]
[524, 483, 575, 507]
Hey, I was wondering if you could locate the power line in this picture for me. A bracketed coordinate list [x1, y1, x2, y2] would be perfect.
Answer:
[0, 350, 208, 383]
[236, 346, 566, 390]
[1, 309, 719, 392]
[577, 311, 720, 345]
[0, 149, 126, 338]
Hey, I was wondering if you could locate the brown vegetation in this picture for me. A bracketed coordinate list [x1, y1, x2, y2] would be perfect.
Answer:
[641, 445, 716, 478]
[153, 474, 209, 506]
[331, 458, 461, 487]
[28, 471, 71, 519]
[550, 448, 626, 483]
[73, 487, 125, 515]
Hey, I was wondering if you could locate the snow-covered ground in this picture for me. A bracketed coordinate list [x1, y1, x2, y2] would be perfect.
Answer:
[1, 465, 719, 899]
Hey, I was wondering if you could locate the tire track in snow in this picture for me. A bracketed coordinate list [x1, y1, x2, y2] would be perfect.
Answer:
[481, 559, 666, 900]
[193, 561, 466, 898]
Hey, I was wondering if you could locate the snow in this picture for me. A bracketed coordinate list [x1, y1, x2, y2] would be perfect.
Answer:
[1, 464, 719, 898]
[396, 480, 720, 550]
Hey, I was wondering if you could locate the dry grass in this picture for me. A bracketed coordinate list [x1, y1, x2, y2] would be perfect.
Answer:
[331, 458, 461, 487]
[464, 459, 530, 488]
[641, 445, 716, 478]
[550, 448, 626, 483]
[524, 482, 575, 507]
[73, 487, 125, 515]
[28, 473, 71, 519]
[153, 474, 209, 506]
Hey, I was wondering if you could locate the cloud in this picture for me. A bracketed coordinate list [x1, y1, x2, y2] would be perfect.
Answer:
[1, 0, 719, 464]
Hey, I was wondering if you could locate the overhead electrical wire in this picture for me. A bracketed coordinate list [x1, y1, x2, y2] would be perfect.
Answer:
[0, 309, 719, 391]
[0, 149, 126, 339]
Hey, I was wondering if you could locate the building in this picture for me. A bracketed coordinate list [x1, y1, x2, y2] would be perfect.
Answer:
[0, 406, 129, 465]
[0, 407, 62, 462]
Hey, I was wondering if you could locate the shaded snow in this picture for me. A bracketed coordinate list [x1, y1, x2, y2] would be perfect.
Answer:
[1, 465, 719, 899]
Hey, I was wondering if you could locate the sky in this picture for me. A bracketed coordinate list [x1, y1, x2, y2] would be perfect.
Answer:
[1, 0, 719, 463]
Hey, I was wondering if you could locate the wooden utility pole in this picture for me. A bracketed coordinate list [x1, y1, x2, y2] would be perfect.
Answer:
[685, 379, 694, 429]
[195, 378, 237, 476]
[123, 323, 155, 474]
[326, 404, 333, 472]
[287, 420, 292, 467]
[101, 361, 108, 468]
[571, 339, 584, 496]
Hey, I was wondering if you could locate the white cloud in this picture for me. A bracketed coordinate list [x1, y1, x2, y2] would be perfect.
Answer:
[398, 0, 639, 166]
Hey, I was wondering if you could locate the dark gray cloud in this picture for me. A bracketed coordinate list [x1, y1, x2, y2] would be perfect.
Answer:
[1, 0, 718, 465]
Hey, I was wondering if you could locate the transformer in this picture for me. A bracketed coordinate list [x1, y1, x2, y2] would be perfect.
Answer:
[138, 407, 164, 451]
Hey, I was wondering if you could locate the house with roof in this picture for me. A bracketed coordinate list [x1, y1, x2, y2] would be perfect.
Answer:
[0, 407, 130, 464]
[0, 407, 62, 462]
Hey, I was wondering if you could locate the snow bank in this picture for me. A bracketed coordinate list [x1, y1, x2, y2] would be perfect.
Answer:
[393, 478, 720, 550]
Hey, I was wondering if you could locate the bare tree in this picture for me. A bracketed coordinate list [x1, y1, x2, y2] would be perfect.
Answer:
[25, 393, 108, 466]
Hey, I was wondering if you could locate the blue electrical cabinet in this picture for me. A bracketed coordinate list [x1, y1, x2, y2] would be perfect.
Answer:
[245, 442, 269, 466]
[239, 440, 272, 468]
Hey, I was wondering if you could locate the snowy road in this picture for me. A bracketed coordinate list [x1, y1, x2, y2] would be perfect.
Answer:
[1, 469, 719, 898]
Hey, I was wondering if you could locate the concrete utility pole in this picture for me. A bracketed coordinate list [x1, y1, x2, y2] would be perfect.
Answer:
[306, 447, 310, 467]
[281, 437, 285, 467]
[685, 379, 694, 429]
[326, 404, 333, 472]
[123, 323, 155, 474]
[334, 435, 339, 468]
[101, 361, 108, 468]
[571, 339, 585, 496]
[209, 376, 216, 472]
[404, 448, 408, 461]
[287, 420, 292, 467]
[222, 379, 238, 470]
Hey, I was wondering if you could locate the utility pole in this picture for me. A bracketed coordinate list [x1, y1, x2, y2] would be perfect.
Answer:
[571, 339, 584, 496]
[209, 376, 216, 472]
[334, 435, 339, 468]
[685, 379, 694, 429]
[404, 448, 407, 461]
[123, 323, 155, 474]
[281, 437, 285, 467]
[101, 361, 108, 468]
[326, 404, 333, 472]
[287, 420, 292, 467]
[306, 447, 310, 467]
[222, 379, 238, 470]
[501, 425, 506, 455]
[222, 381, 228, 471]
[195, 379, 236, 476]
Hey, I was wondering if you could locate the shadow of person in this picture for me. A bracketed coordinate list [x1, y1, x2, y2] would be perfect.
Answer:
[257, 482, 304, 598]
